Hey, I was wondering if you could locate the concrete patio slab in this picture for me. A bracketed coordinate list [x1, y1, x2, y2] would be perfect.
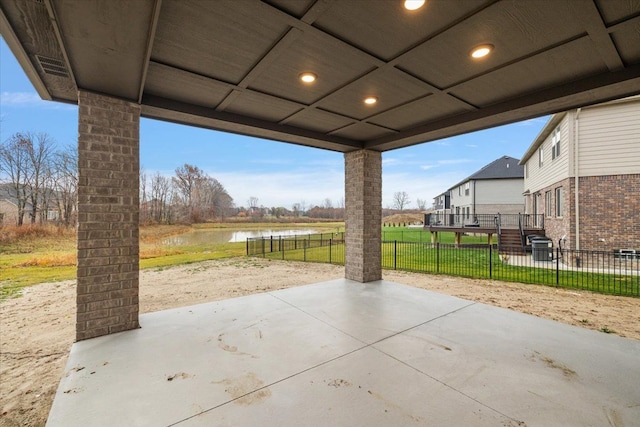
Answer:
[46, 279, 640, 427]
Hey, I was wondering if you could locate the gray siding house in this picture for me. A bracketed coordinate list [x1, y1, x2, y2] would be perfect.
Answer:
[448, 156, 525, 221]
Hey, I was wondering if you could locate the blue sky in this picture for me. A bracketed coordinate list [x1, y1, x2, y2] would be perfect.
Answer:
[1, 37, 548, 210]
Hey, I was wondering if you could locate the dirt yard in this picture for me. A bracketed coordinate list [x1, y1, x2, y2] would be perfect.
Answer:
[2, 257, 639, 427]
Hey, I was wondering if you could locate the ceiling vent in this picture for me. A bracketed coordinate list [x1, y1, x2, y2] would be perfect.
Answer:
[36, 55, 69, 78]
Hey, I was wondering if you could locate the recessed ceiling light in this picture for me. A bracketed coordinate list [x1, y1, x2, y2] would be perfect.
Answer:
[299, 72, 317, 83]
[404, 0, 425, 11]
[364, 96, 378, 105]
[470, 44, 493, 59]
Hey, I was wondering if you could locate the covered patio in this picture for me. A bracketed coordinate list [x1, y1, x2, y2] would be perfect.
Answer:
[1, 0, 640, 425]
[46, 279, 640, 426]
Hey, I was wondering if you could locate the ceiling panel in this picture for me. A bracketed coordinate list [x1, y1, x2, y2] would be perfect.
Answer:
[143, 63, 231, 109]
[316, 68, 431, 121]
[313, 0, 488, 61]
[54, 0, 155, 100]
[368, 94, 474, 131]
[398, 0, 587, 89]
[265, 0, 315, 18]
[285, 109, 355, 134]
[224, 91, 302, 123]
[247, 31, 378, 105]
[611, 19, 640, 64]
[596, 0, 640, 25]
[151, 0, 290, 84]
[330, 123, 396, 141]
[450, 37, 607, 107]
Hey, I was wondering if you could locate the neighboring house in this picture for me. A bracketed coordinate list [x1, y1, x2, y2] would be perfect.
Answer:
[432, 191, 450, 217]
[0, 187, 37, 225]
[0, 184, 62, 226]
[519, 96, 640, 253]
[448, 156, 525, 221]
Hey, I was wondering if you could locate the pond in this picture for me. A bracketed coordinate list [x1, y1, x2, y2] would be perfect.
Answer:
[162, 228, 328, 246]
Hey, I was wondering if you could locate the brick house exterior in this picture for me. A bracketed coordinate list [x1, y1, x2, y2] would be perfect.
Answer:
[520, 96, 640, 253]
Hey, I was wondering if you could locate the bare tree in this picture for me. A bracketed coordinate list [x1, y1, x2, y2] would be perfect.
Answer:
[24, 133, 55, 223]
[0, 134, 32, 225]
[150, 172, 172, 223]
[51, 144, 78, 226]
[173, 164, 206, 222]
[248, 196, 259, 210]
[392, 191, 411, 211]
[416, 198, 427, 211]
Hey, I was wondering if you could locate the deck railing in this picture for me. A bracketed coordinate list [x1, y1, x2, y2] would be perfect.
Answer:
[424, 213, 544, 230]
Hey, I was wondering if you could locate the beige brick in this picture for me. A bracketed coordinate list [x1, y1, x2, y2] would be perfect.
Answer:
[344, 150, 382, 282]
[77, 90, 140, 341]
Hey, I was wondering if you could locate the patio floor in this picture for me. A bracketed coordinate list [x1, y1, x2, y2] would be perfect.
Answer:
[46, 279, 640, 427]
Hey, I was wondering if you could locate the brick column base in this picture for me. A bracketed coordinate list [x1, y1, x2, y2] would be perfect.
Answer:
[76, 90, 140, 341]
[345, 150, 382, 282]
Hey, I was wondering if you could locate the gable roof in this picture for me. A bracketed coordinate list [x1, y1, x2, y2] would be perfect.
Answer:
[449, 156, 523, 191]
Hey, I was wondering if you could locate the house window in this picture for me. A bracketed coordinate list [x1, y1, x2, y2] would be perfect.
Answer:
[539, 146, 544, 167]
[555, 187, 563, 217]
[464, 182, 470, 196]
[466, 207, 470, 219]
[551, 126, 561, 159]
[545, 191, 552, 218]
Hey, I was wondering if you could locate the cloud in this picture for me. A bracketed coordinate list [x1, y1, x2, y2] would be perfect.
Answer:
[465, 144, 478, 148]
[437, 159, 473, 165]
[0, 91, 75, 110]
[517, 117, 548, 126]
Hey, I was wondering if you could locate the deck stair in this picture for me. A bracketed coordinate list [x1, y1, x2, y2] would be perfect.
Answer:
[499, 228, 546, 253]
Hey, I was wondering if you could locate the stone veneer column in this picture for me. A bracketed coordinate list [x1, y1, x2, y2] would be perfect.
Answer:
[76, 91, 140, 341]
[344, 149, 382, 282]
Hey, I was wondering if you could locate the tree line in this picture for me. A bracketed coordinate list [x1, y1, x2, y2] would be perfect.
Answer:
[0, 133, 235, 226]
[140, 163, 234, 224]
[0, 133, 77, 226]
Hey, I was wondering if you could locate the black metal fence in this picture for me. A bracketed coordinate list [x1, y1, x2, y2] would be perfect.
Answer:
[246, 232, 344, 257]
[247, 234, 639, 297]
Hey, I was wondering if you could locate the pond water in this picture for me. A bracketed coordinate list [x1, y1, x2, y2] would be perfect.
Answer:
[162, 228, 327, 246]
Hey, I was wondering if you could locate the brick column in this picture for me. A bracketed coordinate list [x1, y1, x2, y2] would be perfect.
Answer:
[76, 91, 140, 341]
[344, 150, 382, 282]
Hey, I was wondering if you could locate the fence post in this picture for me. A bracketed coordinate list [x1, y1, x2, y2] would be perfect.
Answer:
[281, 236, 284, 260]
[489, 244, 492, 278]
[246, 239, 249, 256]
[329, 238, 332, 264]
[436, 242, 440, 273]
[556, 247, 559, 286]
[304, 239, 307, 262]
[394, 240, 397, 270]
[270, 235, 273, 253]
[261, 238, 265, 257]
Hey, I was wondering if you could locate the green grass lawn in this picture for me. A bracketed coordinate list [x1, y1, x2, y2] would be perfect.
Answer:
[0, 222, 343, 300]
[262, 238, 639, 297]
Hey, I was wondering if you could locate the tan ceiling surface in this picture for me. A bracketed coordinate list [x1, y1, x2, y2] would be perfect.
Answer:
[1, 0, 639, 152]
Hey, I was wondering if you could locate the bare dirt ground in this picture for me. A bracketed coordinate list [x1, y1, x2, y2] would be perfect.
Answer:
[2, 257, 639, 427]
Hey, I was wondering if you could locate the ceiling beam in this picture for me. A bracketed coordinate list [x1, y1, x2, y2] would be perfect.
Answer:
[138, 0, 163, 103]
[570, 0, 624, 71]
[141, 94, 364, 152]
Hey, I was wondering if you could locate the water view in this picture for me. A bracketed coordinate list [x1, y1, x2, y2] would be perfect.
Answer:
[162, 229, 327, 246]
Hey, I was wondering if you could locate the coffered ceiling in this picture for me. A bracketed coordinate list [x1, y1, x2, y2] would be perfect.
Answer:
[2, 0, 639, 152]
